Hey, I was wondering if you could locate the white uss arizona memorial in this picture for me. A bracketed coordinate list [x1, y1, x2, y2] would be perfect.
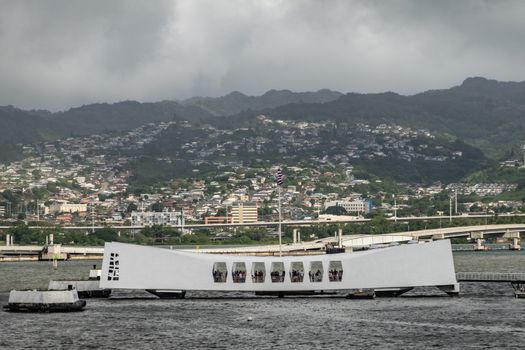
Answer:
[100, 240, 459, 296]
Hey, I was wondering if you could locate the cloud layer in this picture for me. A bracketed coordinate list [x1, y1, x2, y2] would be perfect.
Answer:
[1, 0, 525, 111]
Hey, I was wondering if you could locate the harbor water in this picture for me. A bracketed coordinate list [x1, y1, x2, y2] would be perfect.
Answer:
[1, 250, 524, 349]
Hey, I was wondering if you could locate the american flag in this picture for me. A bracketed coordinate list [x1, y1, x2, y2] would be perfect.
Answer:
[275, 167, 284, 186]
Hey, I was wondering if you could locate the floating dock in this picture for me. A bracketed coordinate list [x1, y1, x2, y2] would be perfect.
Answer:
[3, 290, 86, 312]
[48, 280, 111, 298]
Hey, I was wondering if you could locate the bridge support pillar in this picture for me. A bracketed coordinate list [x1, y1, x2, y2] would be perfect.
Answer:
[292, 229, 301, 244]
[474, 238, 488, 251]
[5, 234, 10, 246]
[503, 230, 521, 250]
[40, 244, 67, 261]
[338, 228, 343, 248]
[432, 233, 444, 240]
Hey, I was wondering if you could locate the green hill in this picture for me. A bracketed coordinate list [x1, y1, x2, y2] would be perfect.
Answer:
[0, 107, 59, 162]
[238, 77, 525, 159]
[181, 89, 343, 116]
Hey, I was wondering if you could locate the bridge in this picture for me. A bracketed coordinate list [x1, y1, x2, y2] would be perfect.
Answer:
[402, 224, 524, 250]
[1, 223, 523, 259]
[197, 224, 524, 255]
[0, 243, 103, 261]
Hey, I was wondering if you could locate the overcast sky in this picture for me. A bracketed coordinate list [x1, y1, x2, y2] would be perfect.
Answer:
[1, 0, 525, 111]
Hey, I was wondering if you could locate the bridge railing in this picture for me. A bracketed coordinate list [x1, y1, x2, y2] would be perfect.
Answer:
[456, 272, 525, 282]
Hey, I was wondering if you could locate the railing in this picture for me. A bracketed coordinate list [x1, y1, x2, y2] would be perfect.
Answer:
[456, 272, 525, 282]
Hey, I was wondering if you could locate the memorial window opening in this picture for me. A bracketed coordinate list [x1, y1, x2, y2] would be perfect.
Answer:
[328, 261, 343, 282]
[309, 261, 323, 282]
[212, 262, 228, 283]
[251, 262, 266, 283]
[289, 261, 304, 283]
[270, 262, 285, 283]
[232, 262, 247, 283]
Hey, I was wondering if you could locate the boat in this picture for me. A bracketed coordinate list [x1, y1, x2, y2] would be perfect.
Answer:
[346, 289, 375, 299]
[3, 290, 86, 312]
[99, 239, 460, 297]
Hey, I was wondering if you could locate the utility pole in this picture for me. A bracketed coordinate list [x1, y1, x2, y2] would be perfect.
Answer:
[91, 201, 95, 233]
[449, 196, 452, 223]
[181, 207, 185, 234]
[278, 186, 282, 257]
[393, 194, 397, 222]
[454, 190, 458, 214]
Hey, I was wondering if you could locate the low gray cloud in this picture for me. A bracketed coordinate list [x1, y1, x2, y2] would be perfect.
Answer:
[1, 0, 524, 111]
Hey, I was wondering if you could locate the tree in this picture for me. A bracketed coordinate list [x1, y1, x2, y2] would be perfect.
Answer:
[126, 203, 138, 213]
[324, 205, 347, 216]
[32, 169, 41, 180]
[151, 201, 164, 212]
[93, 227, 119, 242]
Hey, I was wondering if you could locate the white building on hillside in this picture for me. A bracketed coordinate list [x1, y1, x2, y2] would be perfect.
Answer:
[131, 210, 184, 226]
[49, 202, 88, 214]
[324, 198, 371, 214]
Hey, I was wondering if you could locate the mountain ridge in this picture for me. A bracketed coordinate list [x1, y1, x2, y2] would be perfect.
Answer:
[1, 78, 525, 162]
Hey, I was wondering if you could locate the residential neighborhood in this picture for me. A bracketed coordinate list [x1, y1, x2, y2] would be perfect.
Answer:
[1, 118, 524, 233]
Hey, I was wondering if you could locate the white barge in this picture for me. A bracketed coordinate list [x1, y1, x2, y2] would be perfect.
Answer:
[100, 239, 459, 297]
[3, 290, 86, 312]
[48, 280, 111, 298]
[48, 265, 112, 298]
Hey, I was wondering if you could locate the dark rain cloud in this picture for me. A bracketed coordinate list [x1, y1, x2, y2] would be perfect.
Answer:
[1, 0, 525, 111]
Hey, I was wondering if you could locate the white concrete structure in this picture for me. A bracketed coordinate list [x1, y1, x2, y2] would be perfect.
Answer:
[100, 240, 458, 294]
[8, 290, 80, 304]
[131, 210, 183, 226]
[48, 280, 101, 293]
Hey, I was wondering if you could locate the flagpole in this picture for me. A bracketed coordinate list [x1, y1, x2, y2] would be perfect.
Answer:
[278, 186, 282, 257]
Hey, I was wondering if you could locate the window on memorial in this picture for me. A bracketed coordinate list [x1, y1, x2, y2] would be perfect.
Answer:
[251, 262, 266, 283]
[212, 262, 228, 283]
[328, 261, 343, 282]
[289, 261, 304, 283]
[232, 262, 247, 283]
[309, 261, 323, 282]
[270, 262, 285, 283]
